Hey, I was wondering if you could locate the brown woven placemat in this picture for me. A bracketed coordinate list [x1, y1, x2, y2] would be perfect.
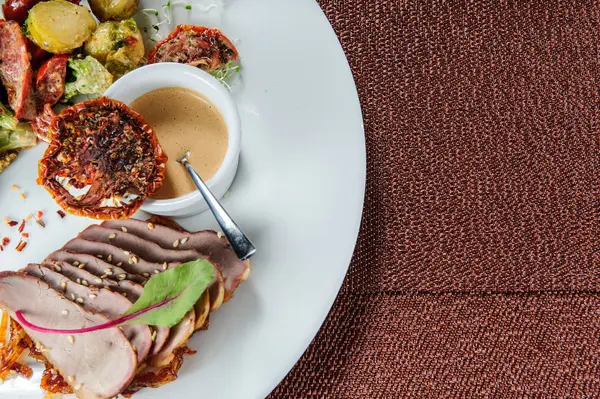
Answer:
[269, 0, 600, 397]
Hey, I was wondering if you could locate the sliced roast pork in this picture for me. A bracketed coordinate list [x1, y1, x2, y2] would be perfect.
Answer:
[47, 251, 146, 284]
[103, 219, 251, 301]
[71, 226, 225, 312]
[0, 272, 137, 398]
[44, 260, 170, 356]
[25, 264, 152, 362]
[62, 238, 169, 277]
[79, 225, 204, 264]
[149, 309, 196, 367]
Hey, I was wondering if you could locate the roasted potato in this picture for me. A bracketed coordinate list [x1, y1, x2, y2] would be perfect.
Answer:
[25, 0, 96, 54]
[85, 19, 144, 78]
[88, 0, 139, 22]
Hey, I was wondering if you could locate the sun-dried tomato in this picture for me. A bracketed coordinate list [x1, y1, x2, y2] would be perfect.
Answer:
[148, 25, 238, 70]
[38, 97, 167, 220]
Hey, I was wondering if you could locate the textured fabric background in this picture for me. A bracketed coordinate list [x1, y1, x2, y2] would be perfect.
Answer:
[269, 0, 600, 397]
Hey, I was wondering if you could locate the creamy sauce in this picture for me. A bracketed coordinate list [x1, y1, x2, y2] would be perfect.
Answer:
[130, 87, 228, 200]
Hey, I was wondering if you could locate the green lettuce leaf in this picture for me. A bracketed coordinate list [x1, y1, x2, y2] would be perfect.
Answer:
[64, 56, 114, 101]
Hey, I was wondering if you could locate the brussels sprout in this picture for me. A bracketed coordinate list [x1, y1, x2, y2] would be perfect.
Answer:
[64, 56, 114, 101]
[85, 19, 145, 78]
[88, 0, 139, 22]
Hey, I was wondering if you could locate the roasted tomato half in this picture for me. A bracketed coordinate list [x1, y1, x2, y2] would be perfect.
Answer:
[148, 25, 238, 70]
[38, 97, 168, 220]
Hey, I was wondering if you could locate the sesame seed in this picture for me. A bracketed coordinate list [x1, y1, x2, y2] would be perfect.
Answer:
[11, 184, 19, 191]
[78, 263, 86, 269]
[76, 278, 81, 284]
[181, 237, 189, 245]
[116, 262, 123, 266]
[19, 193, 26, 200]
[151, 330, 157, 341]
[104, 268, 112, 274]
[81, 280, 88, 286]
[61, 310, 68, 315]
[121, 227, 128, 232]
[76, 298, 83, 304]
[61, 282, 66, 290]
[217, 231, 224, 239]
[142, 272, 150, 277]
[54, 265, 62, 272]
[67, 375, 75, 383]
[106, 254, 112, 263]
[25, 213, 33, 222]
[96, 254, 103, 259]
[89, 294, 97, 299]
[94, 278, 102, 284]
[100, 274, 107, 279]
[70, 293, 75, 300]
[173, 239, 179, 248]
[68, 336, 74, 344]
[131, 256, 138, 264]
[162, 262, 168, 270]
[72, 261, 80, 266]
[123, 251, 130, 255]
[128, 258, 134, 264]
[121, 292, 127, 297]
[117, 274, 126, 281]
[147, 223, 155, 230]
[154, 270, 160, 274]
[74, 384, 82, 390]
[108, 233, 116, 240]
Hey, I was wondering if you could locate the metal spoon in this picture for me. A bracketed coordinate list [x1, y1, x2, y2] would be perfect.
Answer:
[177, 151, 256, 261]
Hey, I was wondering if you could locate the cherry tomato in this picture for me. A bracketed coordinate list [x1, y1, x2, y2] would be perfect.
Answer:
[2, 0, 40, 25]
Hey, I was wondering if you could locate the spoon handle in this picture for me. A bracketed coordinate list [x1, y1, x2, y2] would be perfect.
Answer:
[182, 160, 256, 261]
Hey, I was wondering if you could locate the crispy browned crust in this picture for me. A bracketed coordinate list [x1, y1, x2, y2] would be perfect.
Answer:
[148, 25, 238, 69]
[37, 97, 168, 220]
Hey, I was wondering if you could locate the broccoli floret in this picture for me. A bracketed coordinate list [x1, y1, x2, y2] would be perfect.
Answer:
[0, 102, 18, 131]
[64, 56, 114, 101]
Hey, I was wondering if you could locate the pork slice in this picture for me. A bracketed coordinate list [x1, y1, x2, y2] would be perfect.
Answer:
[0, 21, 35, 120]
[25, 264, 152, 363]
[43, 261, 170, 356]
[78, 225, 225, 310]
[148, 309, 195, 368]
[194, 290, 210, 330]
[103, 219, 251, 301]
[79, 225, 204, 264]
[47, 251, 146, 284]
[63, 237, 175, 277]
[0, 272, 137, 398]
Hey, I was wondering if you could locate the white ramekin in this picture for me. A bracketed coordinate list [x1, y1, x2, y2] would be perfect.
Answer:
[104, 63, 241, 217]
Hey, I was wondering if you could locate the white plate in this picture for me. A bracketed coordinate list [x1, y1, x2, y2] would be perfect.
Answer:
[0, 0, 365, 398]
